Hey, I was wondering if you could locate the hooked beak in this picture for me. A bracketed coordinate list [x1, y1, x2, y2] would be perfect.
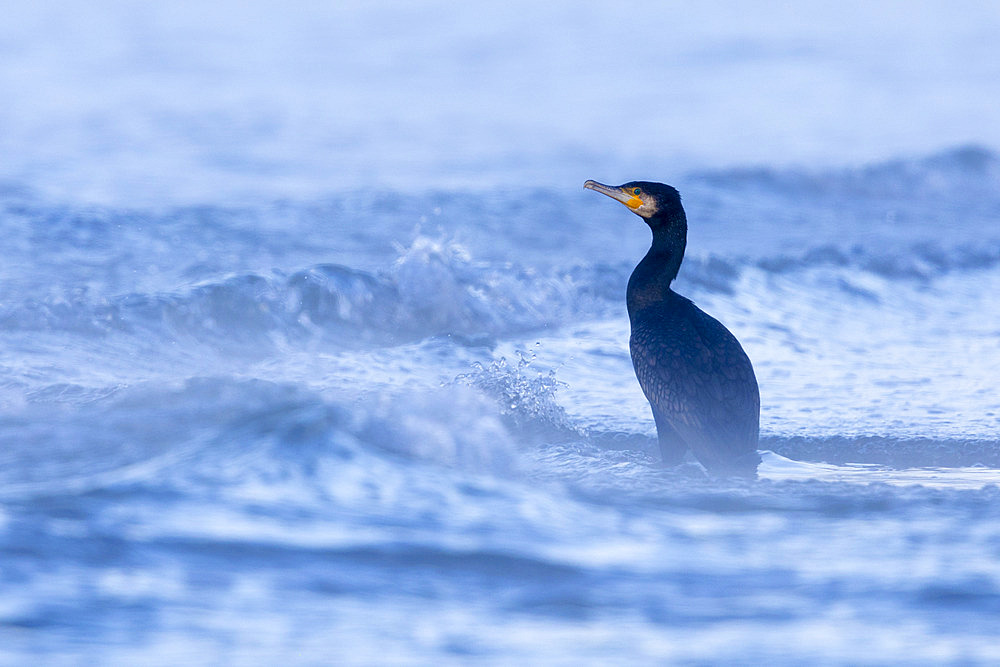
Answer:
[583, 180, 643, 211]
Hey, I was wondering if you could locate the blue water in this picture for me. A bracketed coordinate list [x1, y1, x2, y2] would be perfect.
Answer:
[3, 2, 1000, 664]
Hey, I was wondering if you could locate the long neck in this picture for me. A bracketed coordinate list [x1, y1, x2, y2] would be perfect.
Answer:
[626, 221, 687, 318]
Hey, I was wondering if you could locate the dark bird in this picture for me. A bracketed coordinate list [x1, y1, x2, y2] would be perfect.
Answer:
[584, 180, 760, 476]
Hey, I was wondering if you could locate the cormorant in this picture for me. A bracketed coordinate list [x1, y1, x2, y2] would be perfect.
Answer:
[584, 180, 760, 476]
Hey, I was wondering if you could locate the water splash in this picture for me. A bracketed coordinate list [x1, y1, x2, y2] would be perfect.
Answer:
[455, 350, 578, 441]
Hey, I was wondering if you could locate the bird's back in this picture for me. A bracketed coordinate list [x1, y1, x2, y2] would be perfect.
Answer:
[629, 292, 760, 475]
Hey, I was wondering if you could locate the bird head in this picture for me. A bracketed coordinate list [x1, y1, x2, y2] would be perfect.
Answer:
[583, 180, 684, 226]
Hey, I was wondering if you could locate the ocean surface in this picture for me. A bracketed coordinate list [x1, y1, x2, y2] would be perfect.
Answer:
[3, 2, 1000, 664]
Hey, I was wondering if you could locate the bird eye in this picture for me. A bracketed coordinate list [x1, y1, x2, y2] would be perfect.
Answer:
[633, 188, 641, 195]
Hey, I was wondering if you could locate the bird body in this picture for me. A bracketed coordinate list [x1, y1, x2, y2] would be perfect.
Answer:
[584, 179, 760, 476]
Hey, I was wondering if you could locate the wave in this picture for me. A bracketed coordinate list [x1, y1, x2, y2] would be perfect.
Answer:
[3, 144, 998, 347]
[754, 241, 1000, 279]
[3, 370, 998, 518]
[691, 144, 1000, 199]
[0, 238, 620, 347]
[0, 377, 521, 501]
[2, 236, 996, 349]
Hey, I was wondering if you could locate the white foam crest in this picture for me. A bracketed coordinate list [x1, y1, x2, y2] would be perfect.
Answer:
[760, 451, 1000, 490]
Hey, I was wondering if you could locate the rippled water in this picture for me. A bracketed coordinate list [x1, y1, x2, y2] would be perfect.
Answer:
[3, 2, 1000, 664]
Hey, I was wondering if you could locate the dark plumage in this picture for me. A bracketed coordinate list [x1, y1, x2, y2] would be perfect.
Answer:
[584, 180, 760, 476]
